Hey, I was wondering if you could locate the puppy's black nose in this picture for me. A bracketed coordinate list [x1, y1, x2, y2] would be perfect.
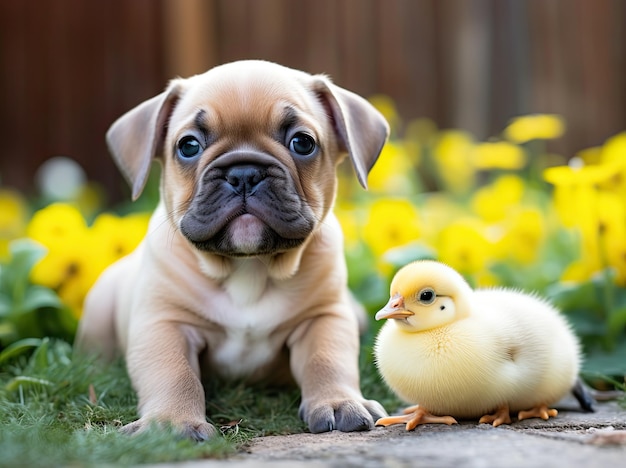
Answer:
[225, 165, 266, 195]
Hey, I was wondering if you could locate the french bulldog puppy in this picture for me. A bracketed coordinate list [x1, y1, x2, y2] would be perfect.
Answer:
[76, 60, 389, 440]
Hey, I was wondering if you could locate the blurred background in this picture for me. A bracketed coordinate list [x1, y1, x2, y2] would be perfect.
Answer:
[0, 0, 624, 201]
[0, 0, 625, 384]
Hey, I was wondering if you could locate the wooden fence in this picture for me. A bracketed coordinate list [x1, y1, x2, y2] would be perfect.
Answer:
[1, 0, 624, 201]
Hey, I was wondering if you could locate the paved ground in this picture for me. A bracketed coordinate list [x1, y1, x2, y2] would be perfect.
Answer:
[166, 398, 626, 467]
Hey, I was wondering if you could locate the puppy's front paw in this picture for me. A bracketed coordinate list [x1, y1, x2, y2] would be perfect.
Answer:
[300, 398, 388, 433]
[120, 417, 218, 441]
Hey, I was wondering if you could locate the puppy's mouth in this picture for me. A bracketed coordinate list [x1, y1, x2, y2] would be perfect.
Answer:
[179, 161, 316, 257]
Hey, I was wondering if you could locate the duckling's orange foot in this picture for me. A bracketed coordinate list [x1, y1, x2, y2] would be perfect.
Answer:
[375, 405, 458, 431]
[479, 405, 512, 427]
[518, 404, 558, 422]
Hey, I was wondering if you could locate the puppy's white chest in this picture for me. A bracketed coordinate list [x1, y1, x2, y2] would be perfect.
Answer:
[222, 259, 269, 307]
[212, 326, 277, 379]
[206, 259, 293, 378]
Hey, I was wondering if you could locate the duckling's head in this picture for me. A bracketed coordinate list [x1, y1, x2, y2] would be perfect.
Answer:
[375, 260, 473, 332]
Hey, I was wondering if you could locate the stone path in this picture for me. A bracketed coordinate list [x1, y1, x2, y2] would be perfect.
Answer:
[163, 398, 626, 467]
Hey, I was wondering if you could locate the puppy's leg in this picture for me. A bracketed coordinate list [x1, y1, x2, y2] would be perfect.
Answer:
[122, 322, 216, 441]
[289, 311, 387, 433]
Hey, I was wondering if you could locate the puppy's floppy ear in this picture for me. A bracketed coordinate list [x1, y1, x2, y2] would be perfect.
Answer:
[106, 81, 182, 200]
[313, 77, 390, 189]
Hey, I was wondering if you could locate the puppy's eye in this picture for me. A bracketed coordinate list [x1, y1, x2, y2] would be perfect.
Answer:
[177, 136, 202, 159]
[289, 133, 316, 156]
[418, 288, 436, 305]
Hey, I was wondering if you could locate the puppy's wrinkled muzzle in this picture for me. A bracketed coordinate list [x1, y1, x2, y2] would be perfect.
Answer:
[179, 153, 316, 256]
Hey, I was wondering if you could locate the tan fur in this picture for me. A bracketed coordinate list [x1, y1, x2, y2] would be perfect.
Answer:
[75, 60, 389, 440]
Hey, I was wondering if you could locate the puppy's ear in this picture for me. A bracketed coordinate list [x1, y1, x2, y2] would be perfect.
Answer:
[106, 81, 182, 200]
[313, 78, 389, 189]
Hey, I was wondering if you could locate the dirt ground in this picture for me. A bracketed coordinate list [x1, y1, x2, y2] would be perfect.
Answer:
[165, 398, 626, 468]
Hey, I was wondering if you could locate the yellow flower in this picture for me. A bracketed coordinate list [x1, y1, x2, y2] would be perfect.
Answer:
[26, 205, 151, 318]
[549, 185, 581, 229]
[433, 130, 476, 194]
[419, 193, 468, 242]
[561, 260, 599, 284]
[576, 146, 602, 165]
[543, 162, 617, 187]
[471, 175, 525, 223]
[0, 189, 27, 231]
[597, 192, 626, 285]
[473, 270, 500, 288]
[436, 219, 493, 276]
[599, 132, 626, 198]
[363, 198, 420, 258]
[548, 173, 626, 284]
[334, 202, 361, 250]
[597, 192, 625, 237]
[0, 189, 28, 260]
[556, 185, 602, 267]
[27, 203, 88, 246]
[495, 208, 546, 265]
[26, 204, 95, 317]
[367, 141, 417, 195]
[91, 212, 150, 266]
[34, 236, 100, 318]
[600, 131, 626, 165]
[504, 114, 565, 144]
[544, 160, 621, 234]
[471, 141, 527, 170]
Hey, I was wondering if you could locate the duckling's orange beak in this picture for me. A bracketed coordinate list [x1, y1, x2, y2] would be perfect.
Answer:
[375, 293, 414, 320]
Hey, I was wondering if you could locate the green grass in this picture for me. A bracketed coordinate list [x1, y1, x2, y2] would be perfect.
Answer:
[6, 330, 620, 467]
[0, 335, 400, 466]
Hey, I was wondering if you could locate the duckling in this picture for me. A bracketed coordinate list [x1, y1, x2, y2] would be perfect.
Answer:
[374, 260, 584, 430]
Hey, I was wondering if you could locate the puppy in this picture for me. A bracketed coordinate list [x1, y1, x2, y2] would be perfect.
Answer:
[75, 60, 389, 440]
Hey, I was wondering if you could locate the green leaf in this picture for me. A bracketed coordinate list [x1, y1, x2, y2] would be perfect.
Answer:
[48, 339, 73, 365]
[5, 375, 53, 392]
[351, 273, 389, 312]
[0, 292, 11, 317]
[0, 338, 43, 364]
[1, 239, 49, 313]
[546, 280, 600, 313]
[382, 242, 436, 268]
[7, 239, 47, 286]
[0, 321, 18, 345]
[21, 286, 62, 312]
[37, 307, 78, 343]
[607, 306, 626, 338]
[29, 337, 51, 371]
[613, 286, 626, 309]
[566, 309, 607, 337]
[582, 339, 626, 377]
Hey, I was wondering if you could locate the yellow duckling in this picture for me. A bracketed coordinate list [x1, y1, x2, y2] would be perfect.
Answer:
[374, 260, 585, 430]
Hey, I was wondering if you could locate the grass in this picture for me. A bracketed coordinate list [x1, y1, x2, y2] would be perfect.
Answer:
[0, 332, 401, 466]
[2, 321, 622, 467]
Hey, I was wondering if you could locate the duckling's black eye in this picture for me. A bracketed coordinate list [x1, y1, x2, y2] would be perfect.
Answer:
[418, 288, 436, 305]
[289, 132, 316, 156]
[177, 136, 202, 159]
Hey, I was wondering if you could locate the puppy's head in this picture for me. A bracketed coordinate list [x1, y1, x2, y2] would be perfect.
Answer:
[107, 60, 388, 277]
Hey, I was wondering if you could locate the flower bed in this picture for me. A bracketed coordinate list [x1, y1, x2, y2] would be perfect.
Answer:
[1, 102, 625, 381]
